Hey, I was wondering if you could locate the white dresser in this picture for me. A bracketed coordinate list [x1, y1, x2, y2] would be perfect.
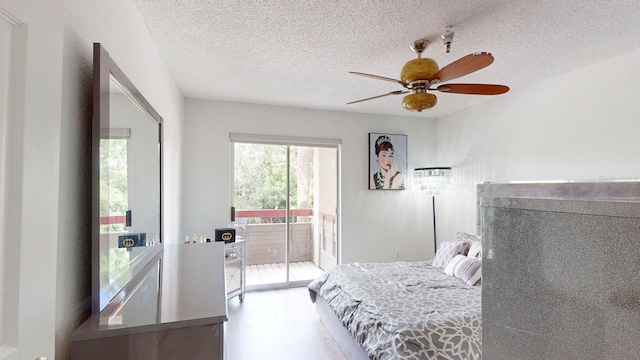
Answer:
[71, 243, 228, 360]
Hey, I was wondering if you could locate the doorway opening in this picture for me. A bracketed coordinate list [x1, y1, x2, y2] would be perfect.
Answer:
[231, 135, 340, 289]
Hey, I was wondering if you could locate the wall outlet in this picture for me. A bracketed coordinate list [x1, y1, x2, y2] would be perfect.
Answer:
[395, 248, 401, 259]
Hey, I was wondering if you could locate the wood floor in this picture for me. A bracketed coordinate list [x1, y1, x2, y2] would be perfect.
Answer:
[226, 287, 347, 360]
[246, 261, 324, 286]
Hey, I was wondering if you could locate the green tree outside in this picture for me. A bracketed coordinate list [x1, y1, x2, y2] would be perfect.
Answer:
[234, 143, 313, 224]
[100, 138, 128, 232]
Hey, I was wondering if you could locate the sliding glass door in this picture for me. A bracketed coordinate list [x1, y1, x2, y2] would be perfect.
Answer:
[232, 136, 339, 289]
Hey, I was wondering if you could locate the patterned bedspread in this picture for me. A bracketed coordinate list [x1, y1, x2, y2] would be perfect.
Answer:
[308, 261, 481, 360]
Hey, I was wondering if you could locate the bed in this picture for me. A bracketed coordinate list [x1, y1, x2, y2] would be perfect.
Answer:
[308, 236, 482, 360]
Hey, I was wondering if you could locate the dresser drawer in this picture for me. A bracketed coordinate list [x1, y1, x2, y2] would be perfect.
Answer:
[224, 241, 242, 251]
[226, 260, 242, 293]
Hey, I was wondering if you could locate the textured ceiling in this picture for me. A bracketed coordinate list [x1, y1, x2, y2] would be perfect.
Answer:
[132, 0, 640, 118]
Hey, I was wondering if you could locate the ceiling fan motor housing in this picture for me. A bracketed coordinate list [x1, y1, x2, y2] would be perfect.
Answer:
[400, 58, 439, 83]
[401, 57, 439, 111]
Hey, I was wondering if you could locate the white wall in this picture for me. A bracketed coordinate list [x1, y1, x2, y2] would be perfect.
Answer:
[183, 99, 438, 263]
[436, 48, 640, 243]
[58, 0, 183, 358]
[0, 1, 64, 358]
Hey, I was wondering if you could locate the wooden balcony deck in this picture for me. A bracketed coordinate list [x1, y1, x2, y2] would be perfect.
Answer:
[246, 261, 324, 286]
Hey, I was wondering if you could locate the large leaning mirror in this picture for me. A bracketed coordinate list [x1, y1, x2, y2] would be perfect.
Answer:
[92, 43, 163, 314]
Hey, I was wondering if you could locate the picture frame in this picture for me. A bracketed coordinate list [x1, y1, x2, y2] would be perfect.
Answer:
[369, 133, 407, 190]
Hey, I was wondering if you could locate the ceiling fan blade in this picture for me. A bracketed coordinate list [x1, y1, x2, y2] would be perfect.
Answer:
[434, 83, 510, 95]
[349, 72, 409, 87]
[346, 90, 409, 105]
[428, 52, 494, 83]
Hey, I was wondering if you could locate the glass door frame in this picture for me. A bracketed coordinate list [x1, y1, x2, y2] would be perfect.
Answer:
[229, 133, 341, 290]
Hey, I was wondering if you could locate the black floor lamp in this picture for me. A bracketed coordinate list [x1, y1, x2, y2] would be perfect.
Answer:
[414, 167, 452, 254]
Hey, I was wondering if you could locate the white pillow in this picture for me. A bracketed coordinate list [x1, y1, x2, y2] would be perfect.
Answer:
[444, 254, 466, 276]
[444, 254, 482, 286]
[432, 241, 471, 269]
[468, 241, 482, 260]
[465, 264, 482, 286]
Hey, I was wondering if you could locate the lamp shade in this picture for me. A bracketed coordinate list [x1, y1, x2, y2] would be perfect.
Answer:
[414, 167, 452, 195]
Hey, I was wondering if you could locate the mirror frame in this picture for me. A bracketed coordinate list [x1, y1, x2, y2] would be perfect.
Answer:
[92, 43, 164, 314]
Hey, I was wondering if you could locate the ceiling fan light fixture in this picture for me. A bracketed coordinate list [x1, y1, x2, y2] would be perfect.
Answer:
[400, 58, 439, 83]
[402, 92, 437, 112]
[347, 39, 509, 110]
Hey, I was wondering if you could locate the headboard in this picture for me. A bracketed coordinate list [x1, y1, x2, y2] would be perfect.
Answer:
[478, 181, 640, 360]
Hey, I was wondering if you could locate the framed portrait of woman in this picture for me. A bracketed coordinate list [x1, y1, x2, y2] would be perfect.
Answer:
[369, 133, 407, 190]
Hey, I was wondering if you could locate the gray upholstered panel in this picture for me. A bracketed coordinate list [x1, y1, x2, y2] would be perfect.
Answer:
[479, 182, 640, 360]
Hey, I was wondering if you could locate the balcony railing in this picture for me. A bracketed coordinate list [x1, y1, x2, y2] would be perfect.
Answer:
[100, 215, 127, 225]
[235, 209, 314, 266]
[235, 208, 313, 218]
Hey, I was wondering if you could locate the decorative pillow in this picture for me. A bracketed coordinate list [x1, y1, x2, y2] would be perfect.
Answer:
[455, 231, 480, 244]
[444, 254, 465, 276]
[467, 241, 482, 260]
[432, 240, 471, 269]
[444, 254, 482, 286]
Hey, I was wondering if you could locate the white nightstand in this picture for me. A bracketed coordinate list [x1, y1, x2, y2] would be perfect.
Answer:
[224, 239, 245, 301]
